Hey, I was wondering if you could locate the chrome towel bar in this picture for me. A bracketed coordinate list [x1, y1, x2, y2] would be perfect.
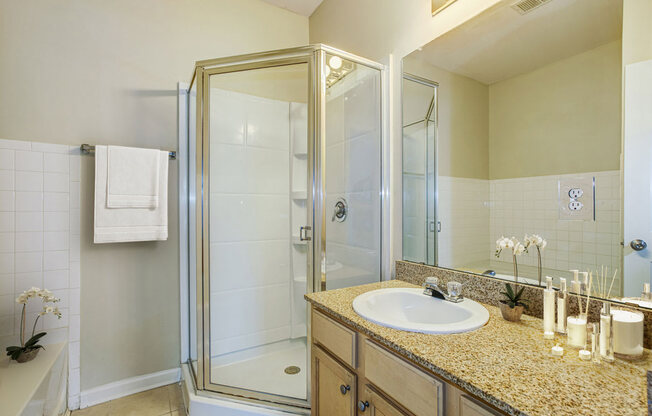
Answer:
[80, 144, 177, 160]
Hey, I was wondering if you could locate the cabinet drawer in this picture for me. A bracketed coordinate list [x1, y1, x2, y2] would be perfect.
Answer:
[312, 310, 356, 367]
[312, 345, 356, 416]
[460, 395, 501, 416]
[364, 340, 443, 416]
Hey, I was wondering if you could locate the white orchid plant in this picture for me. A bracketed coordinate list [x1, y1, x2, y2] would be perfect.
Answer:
[6, 287, 61, 361]
[495, 236, 527, 282]
[524, 234, 547, 286]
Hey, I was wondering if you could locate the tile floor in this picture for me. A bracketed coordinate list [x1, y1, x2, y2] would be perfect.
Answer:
[72, 383, 185, 416]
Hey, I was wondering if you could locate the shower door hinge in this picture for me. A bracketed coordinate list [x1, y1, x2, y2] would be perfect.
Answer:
[299, 226, 312, 241]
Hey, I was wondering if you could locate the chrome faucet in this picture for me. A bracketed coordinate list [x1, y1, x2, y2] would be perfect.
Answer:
[422, 277, 464, 303]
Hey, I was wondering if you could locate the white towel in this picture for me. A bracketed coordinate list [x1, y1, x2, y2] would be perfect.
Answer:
[106, 145, 160, 208]
[94, 145, 168, 243]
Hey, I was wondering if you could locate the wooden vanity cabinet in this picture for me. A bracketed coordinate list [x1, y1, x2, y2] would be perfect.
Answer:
[311, 345, 357, 416]
[310, 308, 504, 416]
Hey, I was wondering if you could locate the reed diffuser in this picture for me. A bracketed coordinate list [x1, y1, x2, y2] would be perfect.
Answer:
[591, 265, 618, 300]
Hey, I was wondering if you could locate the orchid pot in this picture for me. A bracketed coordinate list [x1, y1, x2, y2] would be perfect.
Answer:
[5, 287, 62, 363]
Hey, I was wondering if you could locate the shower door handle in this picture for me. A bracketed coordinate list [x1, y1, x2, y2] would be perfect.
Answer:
[299, 226, 312, 241]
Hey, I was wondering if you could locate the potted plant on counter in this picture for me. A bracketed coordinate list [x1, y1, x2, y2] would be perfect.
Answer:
[5, 287, 61, 363]
[499, 283, 528, 322]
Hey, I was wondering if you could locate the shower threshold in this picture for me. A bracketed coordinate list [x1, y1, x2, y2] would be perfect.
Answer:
[210, 337, 307, 401]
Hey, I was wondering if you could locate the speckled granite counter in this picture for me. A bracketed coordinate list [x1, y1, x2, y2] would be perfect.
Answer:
[305, 280, 652, 416]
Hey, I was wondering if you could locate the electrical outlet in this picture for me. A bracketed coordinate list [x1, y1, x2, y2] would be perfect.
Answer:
[559, 176, 594, 221]
[568, 200, 583, 211]
[568, 188, 583, 199]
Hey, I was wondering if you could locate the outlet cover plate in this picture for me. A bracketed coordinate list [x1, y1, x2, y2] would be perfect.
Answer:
[559, 176, 595, 221]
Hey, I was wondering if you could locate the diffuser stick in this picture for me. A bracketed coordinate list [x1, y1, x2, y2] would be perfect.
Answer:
[606, 269, 617, 299]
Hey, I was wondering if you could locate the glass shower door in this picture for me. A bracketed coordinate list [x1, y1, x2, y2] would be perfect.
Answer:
[205, 63, 310, 403]
[322, 53, 382, 290]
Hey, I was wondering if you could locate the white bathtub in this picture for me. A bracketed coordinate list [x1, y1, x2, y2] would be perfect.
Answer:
[0, 342, 67, 416]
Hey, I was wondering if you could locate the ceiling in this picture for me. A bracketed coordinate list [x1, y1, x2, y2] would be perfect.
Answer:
[260, 0, 324, 16]
[410, 0, 623, 85]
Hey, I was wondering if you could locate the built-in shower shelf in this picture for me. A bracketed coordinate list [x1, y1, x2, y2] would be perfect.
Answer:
[292, 236, 307, 246]
[293, 275, 307, 284]
[293, 152, 307, 158]
[292, 191, 307, 200]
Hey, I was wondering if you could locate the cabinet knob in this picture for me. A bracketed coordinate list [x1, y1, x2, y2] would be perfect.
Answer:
[358, 400, 369, 411]
[339, 384, 350, 395]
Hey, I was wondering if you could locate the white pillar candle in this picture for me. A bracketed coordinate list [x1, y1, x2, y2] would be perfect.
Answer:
[612, 309, 644, 358]
[567, 316, 587, 348]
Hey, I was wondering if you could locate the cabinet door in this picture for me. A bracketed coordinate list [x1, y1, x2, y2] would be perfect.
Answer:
[460, 395, 501, 416]
[359, 385, 410, 416]
[364, 340, 443, 416]
[312, 345, 356, 416]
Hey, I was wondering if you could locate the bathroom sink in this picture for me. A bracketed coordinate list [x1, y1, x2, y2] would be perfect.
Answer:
[352, 288, 489, 334]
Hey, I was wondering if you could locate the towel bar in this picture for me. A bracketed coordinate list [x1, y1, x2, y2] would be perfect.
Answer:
[80, 144, 177, 160]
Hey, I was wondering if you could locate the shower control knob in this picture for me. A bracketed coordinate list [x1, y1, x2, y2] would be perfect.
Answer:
[358, 401, 369, 411]
[631, 239, 648, 251]
[331, 198, 348, 222]
[339, 384, 350, 395]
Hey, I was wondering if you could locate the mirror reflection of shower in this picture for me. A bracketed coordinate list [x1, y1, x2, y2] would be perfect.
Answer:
[402, 74, 437, 265]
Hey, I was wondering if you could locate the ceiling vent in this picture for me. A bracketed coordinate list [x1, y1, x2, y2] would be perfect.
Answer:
[511, 0, 553, 15]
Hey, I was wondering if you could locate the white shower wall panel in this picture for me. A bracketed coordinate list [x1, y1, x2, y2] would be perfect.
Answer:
[209, 241, 290, 292]
[210, 144, 289, 194]
[210, 284, 291, 356]
[209, 89, 292, 357]
[209, 195, 289, 242]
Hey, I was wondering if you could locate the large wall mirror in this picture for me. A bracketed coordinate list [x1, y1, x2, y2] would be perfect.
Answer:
[402, 0, 652, 307]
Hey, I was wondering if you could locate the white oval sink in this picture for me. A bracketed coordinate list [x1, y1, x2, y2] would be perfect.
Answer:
[352, 288, 489, 334]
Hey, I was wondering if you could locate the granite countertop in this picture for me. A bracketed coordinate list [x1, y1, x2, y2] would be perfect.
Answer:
[305, 280, 652, 416]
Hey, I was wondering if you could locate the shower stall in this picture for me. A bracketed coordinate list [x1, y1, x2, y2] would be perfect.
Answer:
[181, 45, 385, 412]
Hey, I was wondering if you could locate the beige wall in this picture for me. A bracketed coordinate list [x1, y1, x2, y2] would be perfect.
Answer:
[489, 40, 622, 179]
[403, 57, 489, 179]
[0, 0, 307, 390]
[404, 39, 621, 182]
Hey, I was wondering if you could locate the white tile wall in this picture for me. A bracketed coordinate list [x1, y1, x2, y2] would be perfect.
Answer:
[488, 170, 622, 293]
[208, 89, 292, 357]
[438, 170, 622, 295]
[0, 139, 80, 409]
[437, 176, 490, 268]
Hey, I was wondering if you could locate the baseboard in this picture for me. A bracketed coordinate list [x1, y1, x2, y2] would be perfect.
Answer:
[80, 367, 181, 409]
